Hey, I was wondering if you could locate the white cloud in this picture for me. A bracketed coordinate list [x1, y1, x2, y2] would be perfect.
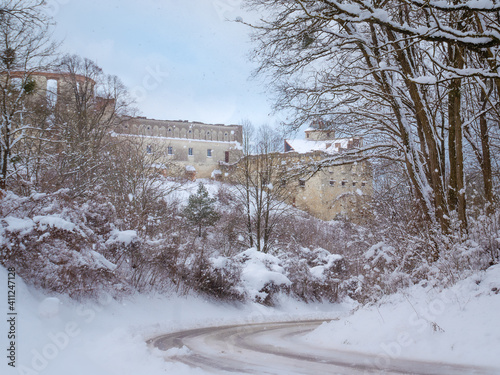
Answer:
[51, 0, 274, 126]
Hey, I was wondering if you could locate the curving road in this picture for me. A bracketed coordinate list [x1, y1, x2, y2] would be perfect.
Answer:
[148, 320, 497, 375]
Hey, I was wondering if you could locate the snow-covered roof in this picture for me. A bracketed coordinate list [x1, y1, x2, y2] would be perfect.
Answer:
[285, 138, 354, 155]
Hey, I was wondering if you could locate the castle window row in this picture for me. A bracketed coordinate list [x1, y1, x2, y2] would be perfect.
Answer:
[124, 124, 237, 142]
[331, 180, 367, 187]
[146, 145, 217, 159]
[298, 179, 368, 188]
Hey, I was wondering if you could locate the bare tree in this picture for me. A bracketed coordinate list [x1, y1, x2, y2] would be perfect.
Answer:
[229, 121, 293, 253]
[51, 54, 133, 196]
[242, 0, 500, 241]
[0, 0, 57, 190]
[104, 135, 180, 234]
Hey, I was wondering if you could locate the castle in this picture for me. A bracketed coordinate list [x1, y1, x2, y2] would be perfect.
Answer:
[113, 117, 243, 179]
[12, 71, 372, 221]
[282, 127, 372, 221]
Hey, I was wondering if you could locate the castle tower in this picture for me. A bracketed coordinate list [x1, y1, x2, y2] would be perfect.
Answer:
[304, 119, 335, 141]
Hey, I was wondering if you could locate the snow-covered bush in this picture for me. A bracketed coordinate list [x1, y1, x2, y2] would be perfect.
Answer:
[196, 255, 243, 301]
[344, 187, 500, 303]
[284, 247, 346, 302]
[169, 244, 244, 301]
[4, 175, 497, 306]
[468, 210, 500, 267]
[356, 242, 413, 301]
[236, 248, 291, 305]
[0, 191, 125, 299]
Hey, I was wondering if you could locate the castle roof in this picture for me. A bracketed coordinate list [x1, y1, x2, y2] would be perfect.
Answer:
[284, 138, 359, 155]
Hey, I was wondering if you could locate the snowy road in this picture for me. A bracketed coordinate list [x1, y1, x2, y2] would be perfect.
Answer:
[148, 320, 497, 375]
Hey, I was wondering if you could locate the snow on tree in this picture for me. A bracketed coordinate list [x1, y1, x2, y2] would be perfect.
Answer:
[229, 121, 294, 253]
[0, 0, 57, 190]
[242, 0, 500, 243]
[183, 182, 221, 237]
[51, 54, 132, 197]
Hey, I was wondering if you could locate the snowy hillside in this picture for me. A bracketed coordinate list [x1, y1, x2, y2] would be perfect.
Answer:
[305, 264, 500, 369]
[2, 263, 499, 374]
[0, 266, 350, 375]
[1, 180, 499, 374]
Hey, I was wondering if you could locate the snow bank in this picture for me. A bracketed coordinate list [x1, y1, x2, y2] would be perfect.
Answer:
[33, 215, 76, 232]
[105, 229, 138, 246]
[0, 266, 347, 375]
[237, 248, 291, 302]
[304, 264, 500, 369]
[37, 297, 61, 318]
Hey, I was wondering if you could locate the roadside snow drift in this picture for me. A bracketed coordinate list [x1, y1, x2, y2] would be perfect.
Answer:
[305, 264, 500, 369]
[0, 266, 348, 375]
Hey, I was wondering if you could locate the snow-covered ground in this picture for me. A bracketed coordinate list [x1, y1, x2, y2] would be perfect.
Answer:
[0, 266, 350, 375]
[0, 181, 500, 375]
[3, 264, 500, 374]
[2, 264, 500, 374]
[1, 180, 499, 373]
[165, 178, 223, 205]
[305, 264, 500, 370]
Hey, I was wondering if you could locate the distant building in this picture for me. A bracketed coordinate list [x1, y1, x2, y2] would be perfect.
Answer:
[283, 126, 372, 221]
[6, 70, 95, 103]
[4, 71, 243, 180]
[221, 124, 373, 222]
[114, 117, 243, 179]
[9, 71, 371, 221]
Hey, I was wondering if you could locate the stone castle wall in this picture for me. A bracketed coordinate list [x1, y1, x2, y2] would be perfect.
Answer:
[220, 150, 373, 222]
[8, 71, 93, 102]
[291, 156, 373, 221]
[116, 117, 243, 179]
[13, 72, 372, 221]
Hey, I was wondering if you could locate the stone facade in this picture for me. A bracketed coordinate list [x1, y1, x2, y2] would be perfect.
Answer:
[289, 154, 373, 221]
[222, 127, 373, 222]
[285, 129, 373, 221]
[115, 117, 243, 179]
[8, 71, 93, 103]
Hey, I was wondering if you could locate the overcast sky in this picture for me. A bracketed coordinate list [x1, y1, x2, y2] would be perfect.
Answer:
[49, 0, 281, 127]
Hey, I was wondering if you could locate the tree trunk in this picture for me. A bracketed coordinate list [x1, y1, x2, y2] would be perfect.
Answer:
[479, 84, 494, 212]
[448, 41, 467, 232]
[1, 125, 9, 190]
[385, 28, 450, 232]
[356, 23, 437, 227]
[448, 81, 458, 212]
